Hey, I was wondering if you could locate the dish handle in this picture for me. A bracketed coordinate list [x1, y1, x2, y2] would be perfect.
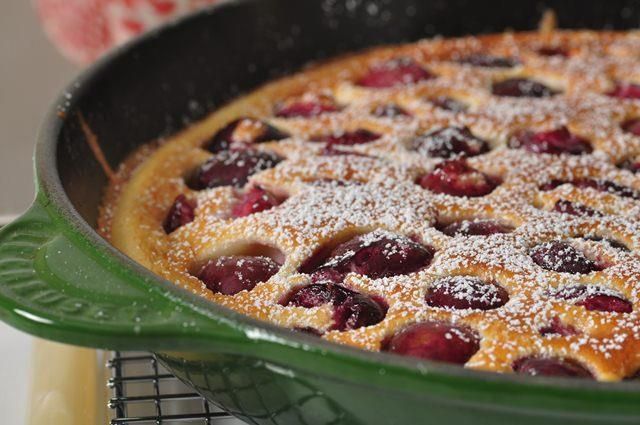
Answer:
[0, 196, 249, 351]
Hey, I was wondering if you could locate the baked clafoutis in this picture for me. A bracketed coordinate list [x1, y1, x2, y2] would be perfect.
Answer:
[100, 30, 640, 382]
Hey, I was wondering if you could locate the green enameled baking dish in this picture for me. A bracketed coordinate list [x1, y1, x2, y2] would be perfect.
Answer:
[1, 0, 639, 423]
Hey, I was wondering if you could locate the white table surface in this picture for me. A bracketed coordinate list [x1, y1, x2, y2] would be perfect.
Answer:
[0, 323, 33, 424]
[1, 1, 77, 424]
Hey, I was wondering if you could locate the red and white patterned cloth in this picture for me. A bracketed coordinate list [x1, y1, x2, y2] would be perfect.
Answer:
[36, 0, 220, 64]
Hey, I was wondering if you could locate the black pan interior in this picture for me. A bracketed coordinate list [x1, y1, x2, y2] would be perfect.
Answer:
[53, 0, 640, 225]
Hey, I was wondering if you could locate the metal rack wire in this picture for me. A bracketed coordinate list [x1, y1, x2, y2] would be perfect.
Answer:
[107, 351, 244, 424]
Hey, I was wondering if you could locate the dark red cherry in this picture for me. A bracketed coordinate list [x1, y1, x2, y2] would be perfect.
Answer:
[282, 283, 335, 307]
[275, 98, 340, 118]
[321, 145, 372, 157]
[438, 219, 513, 236]
[206, 118, 288, 153]
[357, 58, 435, 88]
[425, 276, 509, 310]
[429, 96, 468, 112]
[539, 317, 579, 336]
[188, 150, 282, 190]
[619, 159, 640, 173]
[509, 127, 592, 155]
[492, 78, 559, 98]
[626, 370, 640, 380]
[334, 293, 388, 331]
[553, 200, 601, 217]
[579, 294, 633, 313]
[231, 187, 283, 218]
[608, 83, 640, 99]
[621, 118, 640, 136]
[537, 47, 569, 57]
[576, 179, 640, 199]
[552, 285, 631, 313]
[283, 283, 335, 307]
[384, 322, 480, 364]
[281, 283, 387, 331]
[540, 178, 640, 200]
[539, 180, 563, 191]
[458, 54, 519, 68]
[513, 357, 593, 378]
[574, 179, 640, 199]
[410, 126, 490, 158]
[317, 129, 381, 146]
[198, 256, 280, 295]
[418, 158, 499, 197]
[163, 194, 196, 233]
[583, 236, 629, 251]
[618, 155, 640, 174]
[310, 232, 435, 280]
[531, 241, 601, 274]
[371, 104, 410, 118]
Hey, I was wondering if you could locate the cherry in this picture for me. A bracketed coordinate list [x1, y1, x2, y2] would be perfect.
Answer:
[619, 159, 640, 173]
[540, 179, 640, 200]
[579, 294, 633, 313]
[418, 158, 499, 197]
[198, 256, 280, 295]
[539, 317, 579, 336]
[410, 126, 490, 158]
[608, 83, 640, 99]
[205, 118, 288, 153]
[425, 276, 509, 310]
[163, 194, 196, 233]
[621, 118, 640, 136]
[321, 145, 372, 157]
[576, 179, 640, 199]
[552, 285, 632, 313]
[316, 129, 381, 146]
[458, 54, 519, 68]
[537, 47, 569, 57]
[371, 104, 410, 118]
[626, 370, 640, 380]
[357, 58, 434, 88]
[428, 96, 468, 112]
[188, 150, 282, 190]
[334, 293, 388, 331]
[274, 98, 340, 118]
[492, 78, 558, 98]
[530, 241, 601, 274]
[384, 321, 480, 364]
[438, 219, 513, 236]
[281, 283, 387, 331]
[283, 283, 335, 307]
[509, 127, 592, 155]
[553, 200, 601, 217]
[308, 232, 435, 281]
[513, 357, 593, 378]
[583, 236, 629, 251]
[231, 187, 283, 218]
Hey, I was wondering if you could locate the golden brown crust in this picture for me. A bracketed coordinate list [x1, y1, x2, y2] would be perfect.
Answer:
[102, 30, 640, 381]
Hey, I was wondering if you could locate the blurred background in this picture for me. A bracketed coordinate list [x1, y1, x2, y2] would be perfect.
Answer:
[1, 1, 219, 422]
[1, 1, 76, 217]
[1, 2, 76, 424]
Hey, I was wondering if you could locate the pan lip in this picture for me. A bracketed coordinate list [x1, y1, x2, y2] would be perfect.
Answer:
[33, 0, 640, 397]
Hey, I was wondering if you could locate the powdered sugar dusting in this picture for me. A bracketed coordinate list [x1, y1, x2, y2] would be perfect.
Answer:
[103, 30, 640, 381]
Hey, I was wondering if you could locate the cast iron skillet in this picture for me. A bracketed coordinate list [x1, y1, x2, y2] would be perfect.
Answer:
[1, 0, 640, 423]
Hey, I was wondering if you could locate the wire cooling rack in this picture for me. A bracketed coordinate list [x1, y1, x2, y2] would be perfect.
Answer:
[108, 351, 245, 424]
